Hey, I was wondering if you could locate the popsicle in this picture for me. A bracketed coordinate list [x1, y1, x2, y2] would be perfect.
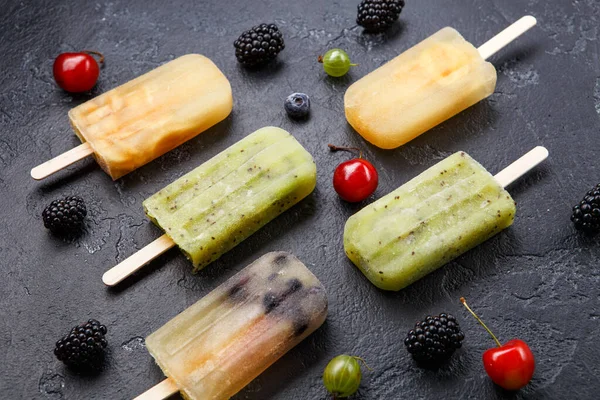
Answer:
[134, 251, 328, 400]
[344, 146, 548, 291]
[102, 127, 316, 286]
[344, 16, 537, 149]
[31, 54, 233, 180]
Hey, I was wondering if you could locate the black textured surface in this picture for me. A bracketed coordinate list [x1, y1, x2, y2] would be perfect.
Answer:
[1, 0, 599, 399]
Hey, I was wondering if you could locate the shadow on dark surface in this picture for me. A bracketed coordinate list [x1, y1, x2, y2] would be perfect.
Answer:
[491, 45, 541, 69]
[414, 350, 471, 378]
[492, 386, 524, 399]
[233, 321, 330, 400]
[356, 20, 406, 49]
[46, 226, 87, 243]
[54, 84, 103, 107]
[106, 227, 180, 294]
[406, 100, 499, 149]
[571, 229, 600, 245]
[59, 365, 107, 385]
[505, 162, 550, 198]
[322, 71, 355, 89]
[39, 219, 95, 250]
[334, 191, 377, 216]
[61, 91, 101, 105]
[341, 99, 500, 173]
[365, 230, 517, 307]
[237, 59, 286, 79]
[34, 158, 100, 194]
[62, 352, 109, 378]
[285, 115, 312, 127]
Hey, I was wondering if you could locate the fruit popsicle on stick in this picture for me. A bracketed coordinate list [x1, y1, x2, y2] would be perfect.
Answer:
[344, 146, 548, 291]
[134, 251, 328, 400]
[345, 16, 537, 149]
[31, 54, 233, 180]
[102, 127, 316, 286]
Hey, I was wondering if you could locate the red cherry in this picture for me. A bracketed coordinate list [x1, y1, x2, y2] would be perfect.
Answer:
[483, 339, 535, 390]
[53, 50, 103, 93]
[329, 144, 378, 202]
[461, 298, 535, 391]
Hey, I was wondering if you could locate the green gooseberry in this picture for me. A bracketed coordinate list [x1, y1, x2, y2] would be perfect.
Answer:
[322, 355, 363, 398]
[319, 49, 357, 77]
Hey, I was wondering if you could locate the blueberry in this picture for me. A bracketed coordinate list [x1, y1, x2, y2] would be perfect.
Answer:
[228, 276, 250, 301]
[286, 278, 303, 293]
[292, 315, 309, 336]
[273, 253, 288, 265]
[263, 292, 281, 313]
[284, 93, 310, 119]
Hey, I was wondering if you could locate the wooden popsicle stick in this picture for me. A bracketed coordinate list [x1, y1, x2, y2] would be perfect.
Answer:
[133, 378, 179, 400]
[102, 234, 175, 286]
[494, 146, 548, 188]
[478, 15, 537, 60]
[30, 142, 94, 180]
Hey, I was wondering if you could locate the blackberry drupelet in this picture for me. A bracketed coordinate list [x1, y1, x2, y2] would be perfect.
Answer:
[42, 196, 87, 234]
[357, 0, 405, 32]
[54, 319, 108, 369]
[404, 313, 464, 365]
[234, 23, 285, 67]
[571, 183, 600, 233]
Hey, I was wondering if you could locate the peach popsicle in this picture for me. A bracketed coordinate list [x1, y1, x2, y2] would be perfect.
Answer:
[344, 16, 537, 149]
[135, 252, 328, 400]
[31, 54, 233, 180]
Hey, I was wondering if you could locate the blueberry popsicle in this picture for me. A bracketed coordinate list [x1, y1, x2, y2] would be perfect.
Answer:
[102, 127, 316, 286]
[31, 54, 233, 180]
[344, 16, 536, 149]
[344, 147, 548, 291]
[135, 252, 328, 400]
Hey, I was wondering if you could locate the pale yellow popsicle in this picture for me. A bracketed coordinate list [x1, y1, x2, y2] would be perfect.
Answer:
[69, 54, 233, 179]
[345, 27, 496, 149]
[144, 251, 328, 400]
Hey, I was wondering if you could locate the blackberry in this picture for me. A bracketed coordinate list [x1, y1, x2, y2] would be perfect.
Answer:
[571, 183, 600, 233]
[42, 196, 87, 234]
[357, 0, 405, 32]
[54, 319, 108, 369]
[234, 23, 285, 67]
[404, 313, 464, 365]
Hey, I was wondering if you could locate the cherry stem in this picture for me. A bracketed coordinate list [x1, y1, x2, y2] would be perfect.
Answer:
[82, 50, 105, 64]
[352, 356, 373, 371]
[328, 144, 363, 159]
[460, 297, 502, 348]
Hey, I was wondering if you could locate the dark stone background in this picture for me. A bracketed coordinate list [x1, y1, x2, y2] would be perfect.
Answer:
[1, 0, 599, 398]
